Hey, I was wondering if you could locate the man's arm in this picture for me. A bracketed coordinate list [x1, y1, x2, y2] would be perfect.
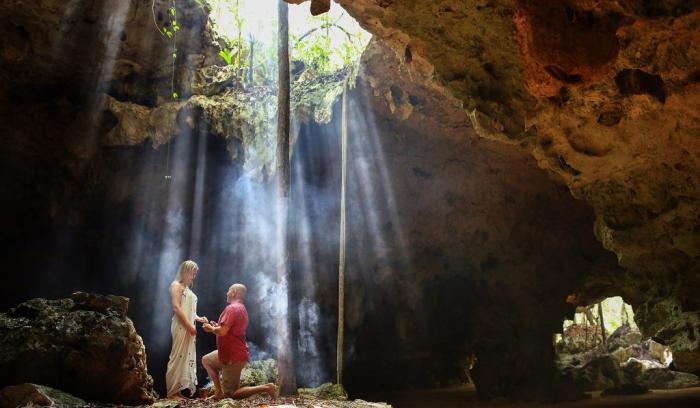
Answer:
[203, 321, 231, 336]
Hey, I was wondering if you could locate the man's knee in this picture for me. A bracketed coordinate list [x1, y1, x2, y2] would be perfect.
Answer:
[202, 350, 220, 370]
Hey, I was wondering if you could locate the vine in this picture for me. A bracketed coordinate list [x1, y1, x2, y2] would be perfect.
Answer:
[152, 0, 181, 100]
[151, 0, 180, 183]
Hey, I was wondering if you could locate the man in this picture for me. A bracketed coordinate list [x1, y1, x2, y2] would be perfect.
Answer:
[202, 283, 277, 399]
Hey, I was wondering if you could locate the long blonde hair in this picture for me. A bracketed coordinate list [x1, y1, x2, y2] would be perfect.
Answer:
[175, 260, 199, 287]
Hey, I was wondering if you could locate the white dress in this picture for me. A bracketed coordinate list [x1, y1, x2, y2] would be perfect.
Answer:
[166, 286, 198, 396]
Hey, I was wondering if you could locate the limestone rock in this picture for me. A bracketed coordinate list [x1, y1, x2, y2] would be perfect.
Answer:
[102, 85, 277, 180]
[656, 312, 700, 373]
[637, 368, 700, 389]
[607, 324, 643, 352]
[191, 65, 241, 96]
[621, 356, 698, 389]
[0, 293, 157, 404]
[0, 383, 86, 408]
[621, 357, 666, 384]
[644, 339, 673, 365]
[571, 355, 624, 391]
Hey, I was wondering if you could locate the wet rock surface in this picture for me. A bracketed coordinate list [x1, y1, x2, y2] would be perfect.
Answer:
[0, 293, 157, 404]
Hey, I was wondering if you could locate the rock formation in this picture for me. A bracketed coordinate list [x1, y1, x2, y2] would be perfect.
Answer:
[0, 292, 157, 404]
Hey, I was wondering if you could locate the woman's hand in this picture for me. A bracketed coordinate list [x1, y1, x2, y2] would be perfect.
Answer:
[196, 316, 208, 324]
[202, 323, 214, 333]
[187, 324, 197, 336]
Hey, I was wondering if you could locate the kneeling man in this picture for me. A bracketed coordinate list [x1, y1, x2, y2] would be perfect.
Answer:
[202, 283, 277, 399]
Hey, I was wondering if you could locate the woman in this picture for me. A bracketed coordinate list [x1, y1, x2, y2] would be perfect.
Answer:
[166, 260, 207, 399]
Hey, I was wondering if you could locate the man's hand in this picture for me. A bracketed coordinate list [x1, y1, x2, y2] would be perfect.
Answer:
[196, 316, 208, 324]
[202, 323, 214, 333]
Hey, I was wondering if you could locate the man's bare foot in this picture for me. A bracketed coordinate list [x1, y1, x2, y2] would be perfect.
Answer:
[266, 383, 279, 399]
[205, 391, 224, 401]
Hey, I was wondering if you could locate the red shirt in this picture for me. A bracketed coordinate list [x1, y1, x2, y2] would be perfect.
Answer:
[216, 300, 249, 363]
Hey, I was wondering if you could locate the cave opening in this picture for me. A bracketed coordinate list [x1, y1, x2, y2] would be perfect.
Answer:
[554, 296, 700, 394]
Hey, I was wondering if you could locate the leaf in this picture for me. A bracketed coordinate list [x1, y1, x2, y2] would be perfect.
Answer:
[172, 92, 179, 99]
[218, 50, 233, 65]
[165, 31, 173, 39]
[169, 6, 176, 15]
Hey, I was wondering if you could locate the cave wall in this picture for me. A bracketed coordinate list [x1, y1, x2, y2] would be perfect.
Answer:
[317, 0, 700, 377]
[276, 39, 620, 399]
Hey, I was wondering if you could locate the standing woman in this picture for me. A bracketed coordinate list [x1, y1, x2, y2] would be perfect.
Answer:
[166, 260, 207, 399]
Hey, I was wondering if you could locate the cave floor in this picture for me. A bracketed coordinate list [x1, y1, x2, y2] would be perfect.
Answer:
[359, 385, 700, 407]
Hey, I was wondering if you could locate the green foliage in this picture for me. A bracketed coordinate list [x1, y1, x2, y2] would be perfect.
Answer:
[219, 49, 234, 65]
[203, 0, 369, 83]
[291, 12, 369, 76]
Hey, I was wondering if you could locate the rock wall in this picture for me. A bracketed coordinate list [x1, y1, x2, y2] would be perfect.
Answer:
[305, 0, 700, 382]
[286, 39, 621, 399]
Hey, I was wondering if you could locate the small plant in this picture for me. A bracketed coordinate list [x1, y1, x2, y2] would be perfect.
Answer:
[219, 48, 234, 65]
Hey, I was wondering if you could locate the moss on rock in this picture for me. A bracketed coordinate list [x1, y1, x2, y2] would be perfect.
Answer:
[298, 383, 349, 401]
[240, 359, 278, 387]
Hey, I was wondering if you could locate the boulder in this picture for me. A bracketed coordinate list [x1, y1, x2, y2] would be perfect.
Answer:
[621, 357, 665, 384]
[644, 338, 673, 365]
[607, 324, 643, 352]
[0, 292, 157, 404]
[0, 383, 86, 408]
[610, 344, 646, 364]
[637, 368, 700, 390]
[571, 355, 623, 391]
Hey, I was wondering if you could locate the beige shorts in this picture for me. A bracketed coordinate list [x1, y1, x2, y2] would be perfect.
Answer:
[203, 350, 246, 394]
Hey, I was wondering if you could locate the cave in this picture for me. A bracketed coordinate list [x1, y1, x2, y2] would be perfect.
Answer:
[1, 0, 699, 407]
